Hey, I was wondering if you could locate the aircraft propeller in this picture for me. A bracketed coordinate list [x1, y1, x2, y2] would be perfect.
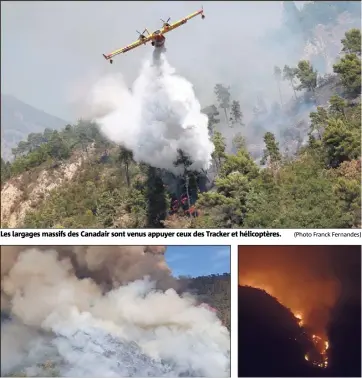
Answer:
[136, 29, 149, 39]
[161, 17, 171, 26]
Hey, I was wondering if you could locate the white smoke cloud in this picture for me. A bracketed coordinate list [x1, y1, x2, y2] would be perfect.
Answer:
[1, 248, 230, 377]
[82, 51, 214, 175]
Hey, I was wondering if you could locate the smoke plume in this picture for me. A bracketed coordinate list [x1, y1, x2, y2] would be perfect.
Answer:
[238, 246, 341, 337]
[81, 50, 214, 175]
[1, 246, 230, 377]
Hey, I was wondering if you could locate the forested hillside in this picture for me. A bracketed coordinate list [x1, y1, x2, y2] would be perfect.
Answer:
[184, 273, 231, 331]
[1, 25, 360, 229]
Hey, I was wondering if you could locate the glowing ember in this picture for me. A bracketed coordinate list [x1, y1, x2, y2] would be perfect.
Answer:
[305, 334, 329, 368]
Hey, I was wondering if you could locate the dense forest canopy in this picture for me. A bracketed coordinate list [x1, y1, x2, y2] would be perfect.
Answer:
[1, 13, 361, 229]
[183, 272, 231, 331]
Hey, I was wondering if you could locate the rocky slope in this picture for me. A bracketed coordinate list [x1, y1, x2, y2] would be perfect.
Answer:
[1, 147, 93, 228]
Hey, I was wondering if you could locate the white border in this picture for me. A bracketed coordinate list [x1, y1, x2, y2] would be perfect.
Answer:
[1, 243, 234, 377]
[1, 229, 361, 245]
[230, 243, 238, 378]
[1, 233, 361, 378]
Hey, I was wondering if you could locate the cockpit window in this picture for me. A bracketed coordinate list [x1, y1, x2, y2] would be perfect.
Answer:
[153, 30, 160, 35]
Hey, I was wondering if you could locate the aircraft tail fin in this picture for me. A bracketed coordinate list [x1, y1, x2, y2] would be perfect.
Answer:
[103, 54, 113, 64]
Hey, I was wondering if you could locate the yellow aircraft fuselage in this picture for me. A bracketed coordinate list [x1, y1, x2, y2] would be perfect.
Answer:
[103, 8, 205, 63]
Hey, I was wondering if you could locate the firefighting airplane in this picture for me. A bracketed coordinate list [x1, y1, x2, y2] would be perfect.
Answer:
[103, 8, 205, 64]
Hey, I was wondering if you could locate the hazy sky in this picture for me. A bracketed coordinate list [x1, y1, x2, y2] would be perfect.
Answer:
[1, 1, 288, 121]
[165, 245, 230, 277]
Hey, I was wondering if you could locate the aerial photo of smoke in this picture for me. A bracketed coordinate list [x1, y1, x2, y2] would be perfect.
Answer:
[1, 246, 230, 377]
[238, 245, 361, 377]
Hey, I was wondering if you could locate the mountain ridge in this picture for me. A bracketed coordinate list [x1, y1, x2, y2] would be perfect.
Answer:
[1, 94, 68, 161]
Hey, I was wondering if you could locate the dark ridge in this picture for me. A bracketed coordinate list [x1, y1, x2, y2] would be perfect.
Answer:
[238, 282, 361, 377]
[238, 285, 325, 377]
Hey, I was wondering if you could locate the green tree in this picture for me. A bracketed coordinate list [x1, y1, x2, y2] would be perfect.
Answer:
[219, 147, 259, 180]
[296, 60, 317, 93]
[283, 65, 298, 99]
[18, 141, 31, 156]
[206, 174, 250, 227]
[43, 128, 54, 141]
[145, 166, 167, 227]
[329, 160, 361, 228]
[244, 156, 353, 228]
[118, 146, 134, 187]
[78, 131, 93, 153]
[232, 133, 246, 152]
[48, 131, 70, 160]
[341, 28, 361, 55]
[261, 132, 282, 166]
[211, 131, 226, 172]
[230, 100, 243, 126]
[309, 107, 328, 140]
[333, 53, 361, 96]
[173, 149, 196, 210]
[205, 105, 220, 134]
[329, 95, 346, 119]
[214, 84, 231, 125]
[27, 132, 45, 151]
[1, 158, 11, 185]
[196, 146, 259, 228]
[322, 118, 361, 168]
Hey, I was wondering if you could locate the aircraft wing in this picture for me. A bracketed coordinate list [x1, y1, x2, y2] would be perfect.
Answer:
[103, 36, 151, 61]
[162, 9, 204, 34]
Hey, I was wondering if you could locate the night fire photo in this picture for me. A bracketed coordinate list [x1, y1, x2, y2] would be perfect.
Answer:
[238, 246, 361, 377]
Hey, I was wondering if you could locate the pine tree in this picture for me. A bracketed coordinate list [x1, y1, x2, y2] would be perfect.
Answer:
[230, 100, 243, 126]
